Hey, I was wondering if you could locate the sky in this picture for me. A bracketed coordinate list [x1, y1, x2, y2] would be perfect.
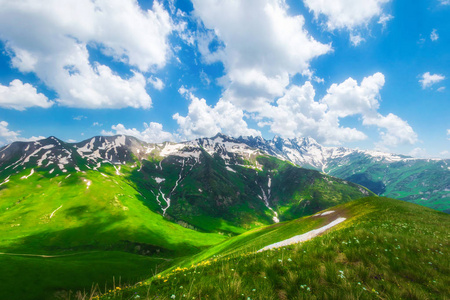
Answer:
[0, 0, 448, 158]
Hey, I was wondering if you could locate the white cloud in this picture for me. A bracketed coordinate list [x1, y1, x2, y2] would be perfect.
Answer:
[104, 122, 174, 143]
[430, 29, 439, 41]
[73, 115, 87, 121]
[439, 0, 450, 5]
[0, 0, 173, 109]
[304, 0, 391, 30]
[378, 14, 393, 29]
[409, 147, 427, 158]
[0, 79, 53, 110]
[148, 76, 165, 91]
[257, 73, 417, 148]
[437, 87, 445, 92]
[92, 122, 103, 127]
[67, 139, 77, 143]
[440, 150, 449, 158]
[322, 72, 385, 118]
[447, 129, 450, 140]
[349, 33, 365, 46]
[419, 72, 445, 89]
[192, 0, 331, 110]
[0, 121, 20, 144]
[173, 91, 261, 140]
[0, 121, 45, 145]
[363, 113, 418, 147]
[260, 81, 367, 144]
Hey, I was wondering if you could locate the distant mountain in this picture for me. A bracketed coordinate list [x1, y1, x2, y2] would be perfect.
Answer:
[1, 133, 448, 214]
[236, 135, 449, 212]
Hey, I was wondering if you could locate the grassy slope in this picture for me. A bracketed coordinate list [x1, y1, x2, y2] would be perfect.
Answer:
[102, 197, 450, 300]
[131, 153, 372, 233]
[0, 151, 372, 300]
[0, 166, 226, 300]
[327, 157, 450, 212]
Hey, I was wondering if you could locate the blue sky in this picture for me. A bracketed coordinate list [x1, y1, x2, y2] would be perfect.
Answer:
[0, 0, 448, 158]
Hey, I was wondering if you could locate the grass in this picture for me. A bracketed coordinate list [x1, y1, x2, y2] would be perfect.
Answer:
[0, 251, 166, 300]
[0, 153, 414, 300]
[0, 166, 226, 299]
[96, 197, 450, 300]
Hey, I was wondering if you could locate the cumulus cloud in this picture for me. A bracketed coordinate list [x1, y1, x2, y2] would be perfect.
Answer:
[363, 113, 418, 147]
[0, 79, 53, 110]
[258, 73, 417, 148]
[0, 121, 45, 145]
[447, 129, 450, 140]
[260, 81, 367, 144]
[322, 72, 385, 118]
[430, 29, 439, 41]
[0, 0, 173, 109]
[304, 0, 391, 30]
[148, 76, 165, 91]
[192, 0, 331, 110]
[103, 122, 174, 143]
[173, 90, 261, 140]
[419, 72, 445, 89]
[303, 0, 391, 45]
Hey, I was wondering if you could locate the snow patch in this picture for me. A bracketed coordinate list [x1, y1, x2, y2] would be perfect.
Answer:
[258, 217, 347, 252]
[159, 143, 185, 157]
[315, 210, 335, 216]
[258, 177, 279, 223]
[0, 175, 11, 186]
[226, 166, 236, 173]
[154, 177, 165, 183]
[114, 165, 121, 175]
[21, 169, 34, 179]
[50, 205, 63, 219]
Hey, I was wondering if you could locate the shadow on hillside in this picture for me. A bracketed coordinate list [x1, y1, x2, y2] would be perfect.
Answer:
[1, 213, 183, 258]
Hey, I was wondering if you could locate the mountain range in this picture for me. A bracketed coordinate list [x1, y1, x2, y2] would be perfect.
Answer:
[2, 133, 448, 213]
[0, 133, 449, 299]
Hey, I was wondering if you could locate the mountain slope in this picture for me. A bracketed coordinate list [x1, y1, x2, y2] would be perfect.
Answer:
[99, 197, 450, 300]
[0, 134, 372, 299]
[0, 134, 372, 232]
[237, 135, 450, 212]
[2, 133, 447, 213]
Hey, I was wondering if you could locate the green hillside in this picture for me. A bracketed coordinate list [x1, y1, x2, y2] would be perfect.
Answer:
[0, 145, 371, 300]
[0, 167, 225, 300]
[326, 156, 450, 213]
[98, 197, 450, 300]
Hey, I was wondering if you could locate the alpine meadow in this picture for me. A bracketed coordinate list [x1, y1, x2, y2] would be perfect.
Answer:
[0, 0, 449, 299]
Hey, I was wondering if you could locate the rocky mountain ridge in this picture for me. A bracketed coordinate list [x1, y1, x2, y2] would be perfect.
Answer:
[1, 133, 448, 212]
